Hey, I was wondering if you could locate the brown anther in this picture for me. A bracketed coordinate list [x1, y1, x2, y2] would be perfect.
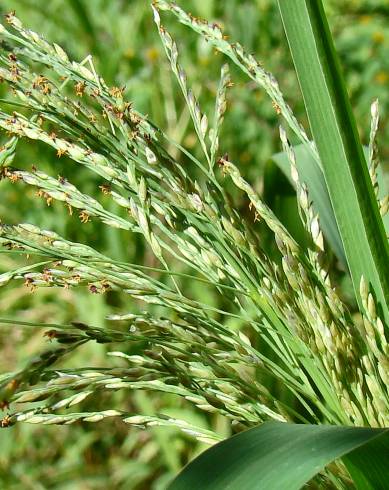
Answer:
[32, 75, 48, 89]
[35, 189, 52, 206]
[109, 86, 125, 98]
[1, 415, 11, 428]
[41, 269, 52, 283]
[100, 280, 110, 292]
[24, 277, 37, 292]
[5, 11, 16, 24]
[99, 184, 111, 195]
[79, 211, 90, 223]
[272, 101, 282, 115]
[44, 329, 58, 341]
[129, 113, 141, 125]
[88, 284, 99, 294]
[217, 153, 229, 175]
[10, 64, 20, 82]
[128, 130, 139, 140]
[58, 175, 66, 185]
[56, 148, 67, 158]
[220, 153, 229, 163]
[42, 84, 51, 95]
[74, 81, 86, 96]
[123, 102, 132, 113]
[66, 203, 73, 216]
[115, 110, 124, 121]
[8, 172, 20, 183]
[8, 53, 17, 62]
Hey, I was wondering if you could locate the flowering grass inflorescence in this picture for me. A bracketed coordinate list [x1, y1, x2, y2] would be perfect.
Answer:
[0, 5, 388, 486]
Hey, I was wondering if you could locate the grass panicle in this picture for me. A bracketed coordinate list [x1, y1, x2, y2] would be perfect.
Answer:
[0, 5, 388, 487]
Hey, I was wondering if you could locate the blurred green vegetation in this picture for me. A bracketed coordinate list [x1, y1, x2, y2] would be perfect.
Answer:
[0, 0, 388, 488]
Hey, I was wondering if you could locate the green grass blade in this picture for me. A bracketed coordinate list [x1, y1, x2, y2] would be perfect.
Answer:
[168, 422, 389, 490]
[277, 0, 389, 323]
[343, 432, 389, 490]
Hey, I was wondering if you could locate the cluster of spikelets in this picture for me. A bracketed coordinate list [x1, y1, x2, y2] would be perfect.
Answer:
[0, 4, 388, 466]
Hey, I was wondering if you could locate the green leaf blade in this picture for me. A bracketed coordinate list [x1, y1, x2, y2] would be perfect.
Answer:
[343, 431, 389, 490]
[169, 422, 389, 490]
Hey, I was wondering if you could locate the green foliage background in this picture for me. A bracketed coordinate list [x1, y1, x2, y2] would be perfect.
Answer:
[0, 1, 388, 488]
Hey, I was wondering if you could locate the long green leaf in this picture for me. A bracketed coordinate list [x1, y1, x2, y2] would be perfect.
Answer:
[169, 422, 389, 490]
[277, 0, 389, 324]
